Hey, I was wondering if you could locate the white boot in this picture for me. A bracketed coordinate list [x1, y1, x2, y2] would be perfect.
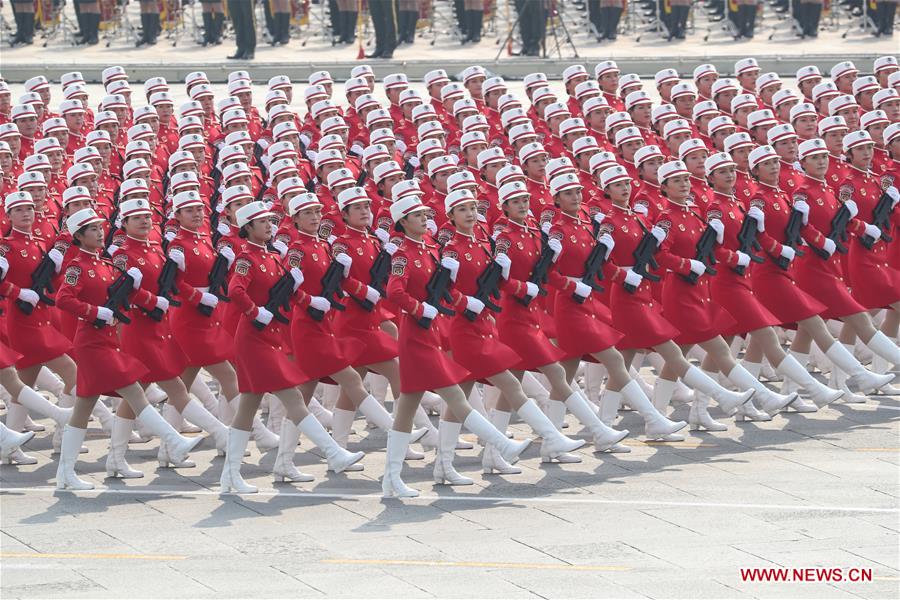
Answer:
[420, 391, 443, 415]
[688, 391, 728, 431]
[598, 390, 631, 453]
[620, 380, 688, 438]
[35, 366, 64, 398]
[55, 425, 94, 490]
[825, 342, 894, 394]
[298, 415, 364, 473]
[157, 404, 196, 468]
[181, 399, 228, 455]
[776, 353, 840, 409]
[629, 365, 655, 402]
[359, 395, 427, 446]
[190, 378, 220, 417]
[91, 400, 115, 435]
[539, 400, 581, 463]
[17, 386, 71, 428]
[683, 366, 754, 415]
[330, 408, 366, 471]
[565, 391, 629, 452]
[219, 428, 257, 494]
[649, 379, 686, 441]
[732, 363, 773, 421]
[464, 409, 531, 464]
[865, 332, 899, 389]
[228, 397, 280, 452]
[2, 403, 37, 464]
[518, 398, 585, 458]
[145, 383, 168, 406]
[413, 406, 439, 451]
[482, 410, 521, 474]
[137, 405, 202, 465]
[0, 422, 34, 456]
[433, 421, 474, 485]
[218, 394, 235, 425]
[22, 412, 45, 432]
[524, 370, 554, 414]
[265, 393, 286, 434]
[52, 392, 83, 453]
[726, 364, 797, 414]
[162, 402, 192, 437]
[105, 417, 144, 478]
[307, 398, 334, 430]
[273, 419, 314, 483]
[382, 430, 418, 498]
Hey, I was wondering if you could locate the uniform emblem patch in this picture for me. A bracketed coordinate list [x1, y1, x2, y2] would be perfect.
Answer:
[391, 256, 407, 276]
[65, 265, 81, 285]
[235, 258, 251, 275]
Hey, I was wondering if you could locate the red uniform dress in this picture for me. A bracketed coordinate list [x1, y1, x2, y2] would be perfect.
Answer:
[442, 230, 523, 381]
[56, 248, 150, 396]
[705, 192, 781, 335]
[734, 170, 757, 207]
[0, 339, 23, 369]
[548, 210, 624, 358]
[168, 227, 234, 366]
[332, 226, 399, 366]
[654, 201, 737, 344]
[748, 182, 829, 325]
[285, 232, 355, 382]
[387, 236, 471, 393]
[837, 166, 900, 309]
[603, 205, 681, 349]
[493, 219, 567, 369]
[229, 241, 306, 393]
[0, 229, 72, 368]
[111, 236, 189, 383]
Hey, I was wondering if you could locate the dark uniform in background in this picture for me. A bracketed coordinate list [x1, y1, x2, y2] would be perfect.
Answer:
[515, 0, 546, 56]
[668, 0, 691, 39]
[75, 0, 101, 45]
[797, 0, 823, 37]
[228, 0, 257, 59]
[200, 0, 226, 46]
[367, 0, 397, 58]
[269, 0, 292, 45]
[598, 0, 624, 40]
[396, 0, 420, 44]
[136, 0, 162, 47]
[874, 0, 897, 36]
[10, 0, 36, 46]
[734, 0, 758, 38]
[335, 0, 359, 44]
[460, 0, 483, 43]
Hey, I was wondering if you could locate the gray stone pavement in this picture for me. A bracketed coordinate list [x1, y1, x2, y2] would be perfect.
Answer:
[2, 385, 898, 599]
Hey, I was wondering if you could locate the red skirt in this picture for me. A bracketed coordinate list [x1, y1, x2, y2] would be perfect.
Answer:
[448, 313, 523, 381]
[397, 313, 470, 393]
[5, 302, 72, 369]
[845, 239, 900, 309]
[0, 340, 23, 369]
[234, 318, 306, 393]
[170, 302, 234, 366]
[794, 253, 867, 320]
[71, 323, 148, 397]
[120, 312, 189, 383]
[662, 274, 736, 345]
[333, 301, 399, 366]
[710, 268, 781, 336]
[752, 262, 828, 326]
[611, 280, 680, 350]
[496, 298, 566, 370]
[290, 310, 356, 383]
[553, 292, 624, 358]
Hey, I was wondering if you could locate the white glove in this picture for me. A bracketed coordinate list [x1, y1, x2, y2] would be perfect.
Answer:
[126, 267, 143, 289]
[632, 203, 649, 216]
[573, 280, 592, 298]
[735, 251, 751, 268]
[384, 241, 399, 255]
[95, 306, 114, 324]
[0, 255, 8, 279]
[494, 253, 512, 280]
[309, 296, 331, 313]
[624, 268, 643, 288]
[465, 296, 485, 315]
[290, 267, 304, 291]
[598, 233, 615, 260]
[272, 239, 289, 258]
[365, 285, 381, 305]
[421, 303, 438, 320]
[255, 306, 273, 325]
[779, 245, 796, 262]
[593, 212, 606, 226]
[688, 259, 706, 276]
[48, 248, 64, 273]
[863, 223, 882, 240]
[541, 221, 552, 235]
[441, 256, 460, 281]
[395, 139, 407, 154]
[425, 219, 437, 235]
[168, 250, 186, 271]
[327, 234, 337, 245]
[792, 199, 810, 226]
[106, 244, 119, 256]
[299, 133, 312, 149]
[199, 292, 219, 308]
[886, 185, 899, 204]
[374, 228, 390, 244]
[821, 238, 837, 256]
[650, 226, 667, 244]
[747, 206, 765, 231]
[164, 231, 176, 243]
[524, 281, 539, 299]
[219, 246, 235, 268]
[17, 288, 39, 306]
[407, 156, 421, 169]
[350, 142, 365, 157]
[155, 296, 170, 313]
[708, 218, 725, 244]
[217, 221, 231, 237]
[842, 199, 858, 219]
[334, 252, 352, 277]
[548, 238, 563, 262]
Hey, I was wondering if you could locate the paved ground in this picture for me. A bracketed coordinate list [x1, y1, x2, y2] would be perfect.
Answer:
[2, 382, 898, 599]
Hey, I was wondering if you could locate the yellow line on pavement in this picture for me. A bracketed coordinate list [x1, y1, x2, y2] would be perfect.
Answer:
[0, 552, 186, 561]
[321, 558, 630, 572]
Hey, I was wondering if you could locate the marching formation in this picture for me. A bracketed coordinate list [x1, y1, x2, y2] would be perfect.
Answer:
[0, 58, 898, 498]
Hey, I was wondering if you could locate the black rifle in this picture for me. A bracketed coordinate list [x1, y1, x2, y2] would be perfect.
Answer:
[253, 272, 294, 330]
[625, 224, 662, 294]
[356, 168, 368, 186]
[93, 270, 135, 328]
[859, 190, 896, 250]
[734, 208, 766, 275]
[776, 207, 806, 269]
[356, 249, 390, 312]
[464, 261, 503, 320]
[198, 254, 231, 316]
[416, 262, 456, 329]
[682, 224, 719, 284]
[517, 231, 554, 307]
[15, 252, 56, 315]
[813, 203, 852, 258]
[102, 205, 120, 258]
[307, 260, 347, 321]
[573, 224, 611, 303]
[144, 258, 182, 321]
